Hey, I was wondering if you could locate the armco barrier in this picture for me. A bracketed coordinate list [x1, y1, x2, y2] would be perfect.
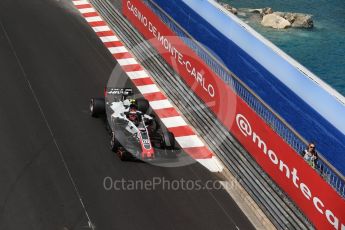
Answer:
[121, 0, 345, 229]
[142, 0, 345, 198]
[91, 0, 312, 228]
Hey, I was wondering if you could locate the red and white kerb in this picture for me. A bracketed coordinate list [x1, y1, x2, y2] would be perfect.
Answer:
[72, 0, 223, 172]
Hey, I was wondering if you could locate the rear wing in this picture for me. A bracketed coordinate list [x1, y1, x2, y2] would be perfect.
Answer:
[105, 87, 133, 97]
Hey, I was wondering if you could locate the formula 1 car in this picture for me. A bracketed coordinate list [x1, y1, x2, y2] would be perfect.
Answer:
[90, 88, 177, 161]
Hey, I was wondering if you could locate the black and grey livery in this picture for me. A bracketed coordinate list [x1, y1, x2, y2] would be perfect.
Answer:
[90, 88, 177, 161]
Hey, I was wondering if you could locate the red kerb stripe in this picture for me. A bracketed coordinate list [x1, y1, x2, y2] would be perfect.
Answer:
[143, 92, 167, 101]
[104, 41, 123, 48]
[132, 78, 154, 86]
[96, 31, 114, 37]
[184, 147, 213, 159]
[168, 125, 195, 137]
[76, 4, 91, 9]
[88, 21, 107, 27]
[122, 64, 143, 72]
[154, 108, 180, 118]
[82, 12, 99, 17]
[113, 52, 132, 59]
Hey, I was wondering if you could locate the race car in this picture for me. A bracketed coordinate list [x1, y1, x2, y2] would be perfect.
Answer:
[89, 88, 177, 161]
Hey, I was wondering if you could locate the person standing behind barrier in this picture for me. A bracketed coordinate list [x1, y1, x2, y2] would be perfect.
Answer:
[301, 143, 318, 169]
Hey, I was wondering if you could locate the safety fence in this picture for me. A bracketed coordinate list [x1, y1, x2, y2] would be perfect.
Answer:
[142, 0, 345, 198]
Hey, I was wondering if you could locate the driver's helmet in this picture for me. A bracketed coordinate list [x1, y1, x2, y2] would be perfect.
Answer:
[128, 109, 138, 123]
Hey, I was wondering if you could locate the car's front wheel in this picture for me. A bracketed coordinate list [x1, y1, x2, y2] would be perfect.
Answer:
[90, 98, 105, 117]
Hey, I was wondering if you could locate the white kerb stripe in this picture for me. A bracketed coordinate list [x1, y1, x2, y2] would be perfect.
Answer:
[137, 84, 160, 94]
[79, 8, 96, 13]
[73, 0, 89, 5]
[117, 58, 138, 66]
[126, 70, 148, 79]
[197, 157, 223, 172]
[108, 46, 128, 54]
[160, 116, 187, 128]
[85, 16, 103, 23]
[149, 100, 173, 110]
[175, 135, 204, 148]
[92, 26, 111, 32]
[100, 36, 119, 42]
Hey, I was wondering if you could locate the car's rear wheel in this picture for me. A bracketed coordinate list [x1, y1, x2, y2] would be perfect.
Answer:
[118, 149, 131, 161]
[111, 132, 130, 161]
[90, 98, 105, 117]
[161, 131, 175, 149]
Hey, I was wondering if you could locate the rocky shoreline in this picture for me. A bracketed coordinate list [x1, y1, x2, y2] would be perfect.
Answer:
[216, 1, 313, 29]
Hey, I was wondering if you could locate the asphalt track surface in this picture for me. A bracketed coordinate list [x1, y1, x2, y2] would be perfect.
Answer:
[0, 0, 254, 229]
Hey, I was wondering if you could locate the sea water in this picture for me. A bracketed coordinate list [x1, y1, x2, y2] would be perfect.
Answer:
[215, 0, 345, 175]
[223, 0, 345, 96]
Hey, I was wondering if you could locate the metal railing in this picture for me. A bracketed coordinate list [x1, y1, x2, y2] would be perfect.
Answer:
[143, 0, 345, 197]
